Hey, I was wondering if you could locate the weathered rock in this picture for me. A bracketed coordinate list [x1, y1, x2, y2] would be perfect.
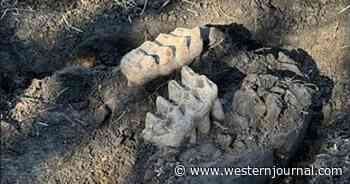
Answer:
[226, 51, 305, 77]
[230, 71, 317, 165]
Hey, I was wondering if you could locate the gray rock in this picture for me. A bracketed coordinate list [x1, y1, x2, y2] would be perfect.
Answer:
[230, 71, 317, 165]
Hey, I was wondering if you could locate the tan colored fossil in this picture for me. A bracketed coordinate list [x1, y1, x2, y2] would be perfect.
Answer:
[142, 66, 225, 147]
[120, 27, 204, 86]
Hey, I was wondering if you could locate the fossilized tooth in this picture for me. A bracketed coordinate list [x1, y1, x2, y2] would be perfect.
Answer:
[142, 106, 194, 147]
[142, 67, 225, 147]
[167, 79, 211, 134]
[156, 96, 176, 116]
[211, 99, 225, 121]
[155, 33, 190, 66]
[139, 41, 177, 75]
[120, 49, 159, 86]
[181, 66, 218, 105]
[171, 27, 203, 61]
[120, 27, 206, 87]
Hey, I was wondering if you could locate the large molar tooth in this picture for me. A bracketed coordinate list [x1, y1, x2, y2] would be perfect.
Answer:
[156, 33, 190, 66]
[171, 27, 203, 60]
[121, 26, 206, 86]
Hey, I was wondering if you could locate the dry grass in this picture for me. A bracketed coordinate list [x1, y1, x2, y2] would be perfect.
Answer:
[113, 0, 139, 11]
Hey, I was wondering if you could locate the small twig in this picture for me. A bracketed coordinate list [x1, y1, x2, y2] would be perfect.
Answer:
[209, 38, 224, 49]
[217, 3, 234, 19]
[0, 7, 34, 20]
[37, 122, 49, 127]
[0, 8, 9, 19]
[62, 14, 83, 33]
[0, 0, 17, 8]
[182, 0, 196, 7]
[212, 4, 220, 17]
[213, 121, 228, 130]
[140, 0, 148, 15]
[55, 87, 69, 100]
[338, 5, 350, 14]
[160, 0, 171, 10]
[113, 111, 126, 124]
[128, 15, 133, 24]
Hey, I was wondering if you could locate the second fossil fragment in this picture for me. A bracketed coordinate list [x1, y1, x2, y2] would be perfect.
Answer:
[142, 66, 225, 147]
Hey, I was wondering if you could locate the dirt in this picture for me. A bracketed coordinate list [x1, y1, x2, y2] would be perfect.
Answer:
[1, 0, 350, 183]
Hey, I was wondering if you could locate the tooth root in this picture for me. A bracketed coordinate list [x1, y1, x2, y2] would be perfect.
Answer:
[198, 115, 211, 134]
[155, 33, 190, 66]
[211, 99, 225, 121]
